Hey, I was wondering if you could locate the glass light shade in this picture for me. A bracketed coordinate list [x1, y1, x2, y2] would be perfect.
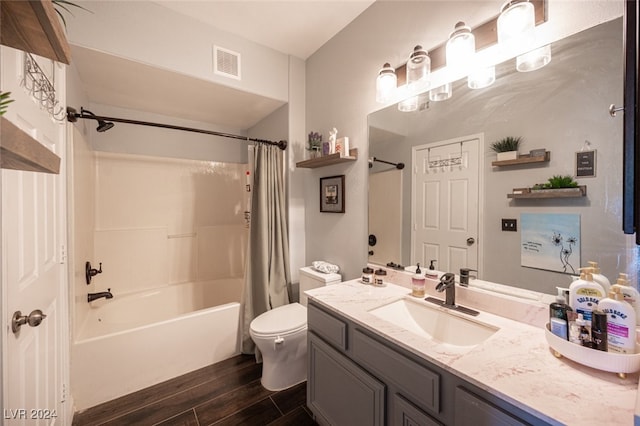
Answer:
[406, 45, 431, 91]
[468, 66, 496, 89]
[429, 83, 452, 101]
[497, 0, 535, 48]
[516, 44, 551, 72]
[376, 62, 397, 103]
[398, 95, 419, 112]
[446, 22, 475, 69]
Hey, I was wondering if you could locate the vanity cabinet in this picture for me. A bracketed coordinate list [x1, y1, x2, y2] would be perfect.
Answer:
[307, 300, 551, 426]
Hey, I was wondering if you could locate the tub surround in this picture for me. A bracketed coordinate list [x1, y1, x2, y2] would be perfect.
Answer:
[306, 278, 638, 425]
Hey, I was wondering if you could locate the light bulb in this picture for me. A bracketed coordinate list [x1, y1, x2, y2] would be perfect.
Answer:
[376, 63, 397, 103]
[406, 45, 431, 92]
[446, 22, 475, 70]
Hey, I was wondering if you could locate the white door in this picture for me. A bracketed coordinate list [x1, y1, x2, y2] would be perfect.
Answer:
[412, 135, 480, 275]
[1, 47, 69, 424]
[368, 169, 403, 265]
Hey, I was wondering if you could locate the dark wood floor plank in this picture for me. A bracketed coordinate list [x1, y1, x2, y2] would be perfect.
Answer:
[267, 406, 317, 426]
[195, 379, 273, 425]
[270, 382, 307, 416]
[209, 398, 281, 426]
[153, 409, 199, 426]
[100, 363, 263, 426]
[73, 354, 255, 426]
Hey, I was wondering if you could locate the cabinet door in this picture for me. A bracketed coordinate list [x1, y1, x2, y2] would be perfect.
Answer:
[308, 333, 385, 426]
[454, 387, 527, 426]
[393, 394, 442, 426]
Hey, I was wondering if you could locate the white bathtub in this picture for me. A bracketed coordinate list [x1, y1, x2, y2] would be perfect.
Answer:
[71, 279, 243, 410]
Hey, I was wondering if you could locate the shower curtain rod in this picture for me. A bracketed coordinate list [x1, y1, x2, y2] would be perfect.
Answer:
[66, 106, 288, 150]
[370, 157, 405, 169]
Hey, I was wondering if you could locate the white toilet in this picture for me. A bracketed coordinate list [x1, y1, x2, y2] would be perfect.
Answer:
[249, 266, 341, 391]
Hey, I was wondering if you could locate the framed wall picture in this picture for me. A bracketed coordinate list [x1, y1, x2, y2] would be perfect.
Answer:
[320, 175, 345, 213]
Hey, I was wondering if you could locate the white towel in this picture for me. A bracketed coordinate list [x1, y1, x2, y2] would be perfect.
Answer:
[312, 261, 340, 274]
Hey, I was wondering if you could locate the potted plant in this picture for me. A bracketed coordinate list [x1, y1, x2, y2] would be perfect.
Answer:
[532, 175, 580, 192]
[307, 131, 323, 159]
[0, 92, 14, 116]
[490, 136, 522, 161]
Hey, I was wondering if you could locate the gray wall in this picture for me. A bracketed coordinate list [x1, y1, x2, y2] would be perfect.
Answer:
[305, 1, 625, 284]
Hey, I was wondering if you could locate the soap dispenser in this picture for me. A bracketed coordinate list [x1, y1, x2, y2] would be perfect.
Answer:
[587, 261, 611, 294]
[612, 273, 640, 326]
[411, 263, 426, 297]
[598, 286, 636, 354]
[569, 269, 605, 322]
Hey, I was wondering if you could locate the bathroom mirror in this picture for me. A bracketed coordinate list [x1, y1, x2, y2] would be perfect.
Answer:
[368, 18, 636, 295]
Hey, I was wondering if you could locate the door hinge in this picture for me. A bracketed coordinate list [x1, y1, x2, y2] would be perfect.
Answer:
[61, 383, 67, 402]
[60, 244, 67, 264]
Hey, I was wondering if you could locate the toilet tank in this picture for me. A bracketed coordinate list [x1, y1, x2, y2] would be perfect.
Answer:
[299, 266, 341, 306]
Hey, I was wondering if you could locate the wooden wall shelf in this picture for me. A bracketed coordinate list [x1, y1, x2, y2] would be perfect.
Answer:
[296, 148, 358, 169]
[492, 151, 551, 167]
[1, 0, 71, 64]
[1, 117, 61, 174]
[507, 185, 587, 199]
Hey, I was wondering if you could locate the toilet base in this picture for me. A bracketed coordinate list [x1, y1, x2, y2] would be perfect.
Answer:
[260, 346, 307, 391]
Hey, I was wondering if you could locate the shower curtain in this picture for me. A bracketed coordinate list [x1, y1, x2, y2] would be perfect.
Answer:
[241, 143, 291, 356]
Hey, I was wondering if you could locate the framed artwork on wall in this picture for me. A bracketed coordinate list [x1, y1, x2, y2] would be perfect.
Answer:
[320, 175, 345, 213]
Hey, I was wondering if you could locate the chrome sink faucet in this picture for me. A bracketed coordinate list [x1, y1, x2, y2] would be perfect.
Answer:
[435, 272, 456, 307]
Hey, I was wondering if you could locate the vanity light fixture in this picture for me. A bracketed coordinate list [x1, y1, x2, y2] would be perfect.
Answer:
[497, 0, 536, 48]
[376, 62, 397, 103]
[446, 22, 476, 70]
[468, 65, 496, 89]
[398, 95, 419, 112]
[406, 45, 431, 91]
[516, 44, 551, 72]
[429, 83, 453, 101]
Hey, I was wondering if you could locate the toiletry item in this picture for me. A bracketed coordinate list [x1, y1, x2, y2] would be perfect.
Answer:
[598, 286, 636, 354]
[568, 311, 580, 344]
[373, 269, 386, 287]
[428, 260, 436, 270]
[425, 269, 439, 289]
[591, 310, 608, 351]
[361, 267, 374, 284]
[550, 317, 568, 340]
[612, 273, 640, 326]
[588, 261, 611, 294]
[411, 263, 426, 297]
[550, 287, 572, 341]
[576, 313, 592, 347]
[569, 269, 605, 322]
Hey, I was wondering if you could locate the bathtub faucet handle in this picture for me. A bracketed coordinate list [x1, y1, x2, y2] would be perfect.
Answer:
[85, 261, 103, 285]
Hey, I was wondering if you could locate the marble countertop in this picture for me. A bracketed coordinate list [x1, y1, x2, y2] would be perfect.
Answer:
[306, 279, 639, 426]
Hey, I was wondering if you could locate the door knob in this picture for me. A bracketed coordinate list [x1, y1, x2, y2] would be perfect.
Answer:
[11, 309, 47, 334]
[466, 237, 475, 246]
[609, 104, 624, 117]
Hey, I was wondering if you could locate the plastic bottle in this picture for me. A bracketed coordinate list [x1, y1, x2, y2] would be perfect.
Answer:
[612, 273, 640, 326]
[591, 310, 608, 351]
[598, 286, 637, 354]
[587, 261, 611, 294]
[569, 269, 605, 322]
[576, 313, 592, 347]
[550, 287, 572, 340]
[411, 263, 426, 297]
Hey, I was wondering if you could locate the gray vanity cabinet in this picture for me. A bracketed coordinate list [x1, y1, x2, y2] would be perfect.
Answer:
[307, 300, 551, 426]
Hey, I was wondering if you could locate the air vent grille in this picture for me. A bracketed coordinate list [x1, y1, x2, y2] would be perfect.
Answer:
[213, 45, 241, 80]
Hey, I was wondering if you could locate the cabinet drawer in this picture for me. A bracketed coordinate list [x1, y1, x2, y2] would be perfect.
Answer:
[308, 303, 347, 351]
[352, 329, 440, 414]
[393, 393, 442, 426]
[454, 387, 527, 426]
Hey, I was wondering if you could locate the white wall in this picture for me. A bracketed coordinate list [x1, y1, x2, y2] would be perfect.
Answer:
[305, 0, 624, 282]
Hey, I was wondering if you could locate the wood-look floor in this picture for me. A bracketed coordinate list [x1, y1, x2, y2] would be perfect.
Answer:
[72, 354, 316, 426]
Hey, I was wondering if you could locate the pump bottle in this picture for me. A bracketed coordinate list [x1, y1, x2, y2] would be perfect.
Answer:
[569, 269, 605, 322]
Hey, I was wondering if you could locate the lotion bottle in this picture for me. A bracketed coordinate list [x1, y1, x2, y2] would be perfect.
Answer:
[569, 269, 605, 322]
[598, 286, 636, 354]
[612, 273, 640, 326]
[588, 261, 611, 294]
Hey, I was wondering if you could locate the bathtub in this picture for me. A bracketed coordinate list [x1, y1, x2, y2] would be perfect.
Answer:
[71, 279, 243, 410]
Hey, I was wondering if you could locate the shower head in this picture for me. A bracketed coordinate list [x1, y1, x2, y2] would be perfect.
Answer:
[66, 107, 115, 133]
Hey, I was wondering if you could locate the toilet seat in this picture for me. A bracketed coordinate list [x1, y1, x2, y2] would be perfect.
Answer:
[250, 303, 307, 338]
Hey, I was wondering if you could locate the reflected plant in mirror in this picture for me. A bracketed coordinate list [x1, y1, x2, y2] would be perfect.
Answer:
[368, 18, 638, 295]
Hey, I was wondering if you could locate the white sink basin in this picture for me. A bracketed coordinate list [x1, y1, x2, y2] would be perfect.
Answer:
[369, 298, 499, 348]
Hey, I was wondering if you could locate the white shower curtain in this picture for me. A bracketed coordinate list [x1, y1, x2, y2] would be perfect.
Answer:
[241, 143, 291, 356]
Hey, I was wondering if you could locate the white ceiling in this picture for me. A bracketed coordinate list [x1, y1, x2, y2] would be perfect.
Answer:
[152, 1, 376, 60]
[72, 1, 375, 130]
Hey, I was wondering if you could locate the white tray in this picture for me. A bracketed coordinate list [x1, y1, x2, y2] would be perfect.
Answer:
[545, 324, 640, 378]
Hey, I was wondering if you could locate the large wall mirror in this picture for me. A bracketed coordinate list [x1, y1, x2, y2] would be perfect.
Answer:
[368, 17, 638, 295]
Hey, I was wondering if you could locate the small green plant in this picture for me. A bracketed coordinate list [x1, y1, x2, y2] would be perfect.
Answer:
[490, 136, 522, 153]
[533, 175, 579, 190]
[0, 92, 14, 116]
[307, 131, 322, 151]
[52, 0, 91, 28]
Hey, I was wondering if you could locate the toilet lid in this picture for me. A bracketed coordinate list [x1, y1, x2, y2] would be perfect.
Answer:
[250, 303, 307, 335]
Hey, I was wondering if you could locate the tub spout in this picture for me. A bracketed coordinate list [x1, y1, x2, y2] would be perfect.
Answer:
[88, 289, 113, 302]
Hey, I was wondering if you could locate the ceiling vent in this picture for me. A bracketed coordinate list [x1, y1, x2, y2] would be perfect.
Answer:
[213, 45, 241, 80]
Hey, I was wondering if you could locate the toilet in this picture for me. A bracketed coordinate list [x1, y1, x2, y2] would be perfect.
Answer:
[249, 266, 341, 391]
